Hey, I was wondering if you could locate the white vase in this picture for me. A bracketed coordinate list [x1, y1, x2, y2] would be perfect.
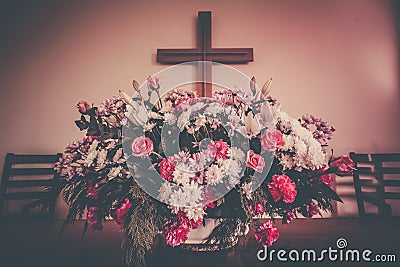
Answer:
[185, 218, 221, 244]
[180, 218, 249, 252]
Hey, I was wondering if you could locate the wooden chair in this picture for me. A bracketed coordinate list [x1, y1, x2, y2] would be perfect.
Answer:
[350, 152, 400, 217]
[0, 153, 62, 217]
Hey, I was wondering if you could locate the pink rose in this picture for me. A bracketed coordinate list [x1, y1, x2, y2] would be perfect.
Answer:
[310, 168, 334, 187]
[208, 139, 230, 160]
[255, 220, 279, 247]
[77, 101, 91, 114]
[320, 173, 334, 187]
[261, 129, 284, 152]
[246, 150, 265, 173]
[115, 198, 132, 229]
[330, 155, 356, 176]
[268, 174, 297, 204]
[131, 136, 153, 157]
[147, 76, 161, 90]
[158, 156, 176, 181]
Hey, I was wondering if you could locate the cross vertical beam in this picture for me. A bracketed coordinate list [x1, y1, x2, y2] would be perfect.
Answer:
[157, 11, 253, 97]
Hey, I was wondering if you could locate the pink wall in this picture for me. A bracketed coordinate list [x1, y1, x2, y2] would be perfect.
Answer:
[0, 0, 399, 217]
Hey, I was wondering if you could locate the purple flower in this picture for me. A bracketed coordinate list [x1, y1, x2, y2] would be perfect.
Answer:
[300, 114, 335, 144]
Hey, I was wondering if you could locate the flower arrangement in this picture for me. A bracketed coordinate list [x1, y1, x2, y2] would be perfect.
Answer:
[54, 76, 354, 266]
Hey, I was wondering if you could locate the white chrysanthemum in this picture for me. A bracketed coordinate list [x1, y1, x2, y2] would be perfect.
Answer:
[172, 169, 193, 186]
[169, 186, 202, 207]
[183, 206, 205, 221]
[188, 153, 207, 172]
[169, 188, 187, 207]
[164, 113, 176, 125]
[177, 110, 191, 129]
[204, 102, 225, 116]
[293, 137, 308, 159]
[190, 102, 206, 113]
[184, 185, 203, 205]
[229, 147, 245, 163]
[275, 109, 327, 171]
[304, 139, 327, 169]
[158, 182, 174, 203]
[107, 166, 123, 180]
[281, 134, 294, 151]
[225, 159, 242, 180]
[279, 153, 296, 170]
[205, 164, 223, 185]
[216, 158, 228, 170]
[276, 111, 293, 132]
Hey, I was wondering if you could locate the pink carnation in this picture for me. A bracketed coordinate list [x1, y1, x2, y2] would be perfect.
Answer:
[249, 201, 265, 216]
[208, 139, 230, 160]
[87, 180, 98, 199]
[255, 220, 279, 247]
[163, 221, 189, 247]
[282, 210, 295, 225]
[87, 206, 103, 230]
[158, 156, 176, 181]
[246, 150, 265, 173]
[330, 155, 356, 176]
[268, 174, 297, 204]
[131, 136, 153, 157]
[302, 202, 318, 218]
[115, 198, 132, 229]
[163, 211, 202, 247]
[177, 211, 202, 229]
[260, 129, 284, 152]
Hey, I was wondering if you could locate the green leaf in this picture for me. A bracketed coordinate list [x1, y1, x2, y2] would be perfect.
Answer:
[75, 115, 89, 130]
[316, 182, 343, 203]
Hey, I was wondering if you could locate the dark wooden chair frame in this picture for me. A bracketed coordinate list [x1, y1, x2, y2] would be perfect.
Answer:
[0, 153, 62, 217]
[350, 152, 400, 217]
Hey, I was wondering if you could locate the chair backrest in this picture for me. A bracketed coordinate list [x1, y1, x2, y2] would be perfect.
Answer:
[350, 152, 400, 217]
[0, 153, 62, 217]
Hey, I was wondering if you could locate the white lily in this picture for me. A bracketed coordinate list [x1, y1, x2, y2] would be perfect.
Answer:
[119, 90, 133, 105]
[126, 103, 148, 126]
[253, 78, 273, 101]
[242, 111, 261, 137]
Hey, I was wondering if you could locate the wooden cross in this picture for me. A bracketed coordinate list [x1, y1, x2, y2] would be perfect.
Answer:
[157, 11, 253, 97]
